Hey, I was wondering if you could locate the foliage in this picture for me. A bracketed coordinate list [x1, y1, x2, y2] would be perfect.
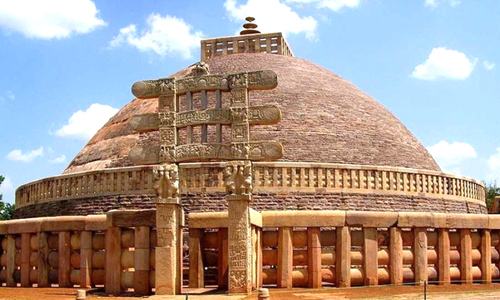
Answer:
[0, 175, 15, 220]
[484, 180, 500, 210]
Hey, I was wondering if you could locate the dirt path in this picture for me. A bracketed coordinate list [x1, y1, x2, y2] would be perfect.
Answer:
[1, 285, 500, 300]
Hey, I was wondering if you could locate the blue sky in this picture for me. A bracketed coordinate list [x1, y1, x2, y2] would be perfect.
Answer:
[1, 0, 499, 203]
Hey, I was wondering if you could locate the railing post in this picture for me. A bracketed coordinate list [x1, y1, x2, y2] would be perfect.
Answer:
[459, 229, 473, 284]
[480, 229, 492, 284]
[336, 226, 351, 287]
[277, 227, 293, 288]
[307, 227, 322, 288]
[437, 228, 450, 284]
[414, 228, 427, 285]
[363, 227, 378, 286]
[189, 228, 204, 288]
[389, 227, 403, 285]
[217, 228, 229, 289]
[38, 232, 49, 287]
[6, 235, 16, 287]
[58, 231, 71, 287]
[105, 226, 122, 295]
[80, 231, 93, 289]
[20, 233, 31, 287]
[134, 226, 151, 294]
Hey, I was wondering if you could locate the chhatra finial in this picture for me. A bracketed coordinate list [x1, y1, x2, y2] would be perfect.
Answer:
[240, 16, 261, 35]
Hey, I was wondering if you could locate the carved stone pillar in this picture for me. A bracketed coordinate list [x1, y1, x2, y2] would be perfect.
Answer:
[154, 164, 182, 295]
[225, 161, 253, 294]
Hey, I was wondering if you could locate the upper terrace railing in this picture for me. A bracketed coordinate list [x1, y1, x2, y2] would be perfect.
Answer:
[200, 32, 293, 61]
[15, 163, 485, 209]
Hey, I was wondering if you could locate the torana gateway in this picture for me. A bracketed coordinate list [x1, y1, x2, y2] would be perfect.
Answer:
[4, 18, 497, 296]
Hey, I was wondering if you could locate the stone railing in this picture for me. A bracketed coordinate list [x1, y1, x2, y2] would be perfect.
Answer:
[16, 163, 486, 209]
[200, 32, 293, 61]
[189, 210, 500, 289]
[15, 166, 156, 209]
[0, 210, 158, 295]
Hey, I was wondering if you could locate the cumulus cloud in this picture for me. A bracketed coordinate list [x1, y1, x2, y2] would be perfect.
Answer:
[287, 0, 360, 11]
[427, 141, 477, 168]
[6, 91, 14, 100]
[0, 0, 106, 39]
[488, 148, 500, 182]
[412, 47, 477, 80]
[424, 0, 460, 8]
[224, 0, 317, 40]
[55, 103, 118, 140]
[0, 176, 14, 194]
[483, 60, 495, 71]
[7, 147, 44, 163]
[109, 14, 203, 60]
[50, 155, 67, 164]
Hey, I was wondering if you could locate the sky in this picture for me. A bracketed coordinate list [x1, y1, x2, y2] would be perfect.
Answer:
[0, 0, 499, 204]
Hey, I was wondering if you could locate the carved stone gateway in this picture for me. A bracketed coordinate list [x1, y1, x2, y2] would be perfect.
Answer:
[224, 161, 253, 294]
[153, 164, 183, 295]
[129, 63, 282, 295]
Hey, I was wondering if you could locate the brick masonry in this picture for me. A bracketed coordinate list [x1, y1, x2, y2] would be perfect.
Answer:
[65, 53, 441, 174]
[13, 191, 487, 219]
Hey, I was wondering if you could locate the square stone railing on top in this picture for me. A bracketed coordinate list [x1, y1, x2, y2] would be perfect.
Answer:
[200, 32, 294, 61]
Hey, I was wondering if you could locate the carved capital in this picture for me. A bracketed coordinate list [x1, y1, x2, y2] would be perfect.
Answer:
[222, 161, 253, 196]
[153, 164, 179, 199]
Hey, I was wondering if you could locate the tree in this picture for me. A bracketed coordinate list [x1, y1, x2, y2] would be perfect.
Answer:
[0, 175, 15, 220]
[484, 180, 500, 211]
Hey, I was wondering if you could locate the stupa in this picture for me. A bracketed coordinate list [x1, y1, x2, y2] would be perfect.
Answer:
[3, 18, 493, 297]
[14, 17, 486, 218]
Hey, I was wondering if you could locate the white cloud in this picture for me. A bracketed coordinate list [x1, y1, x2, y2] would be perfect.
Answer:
[427, 141, 477, 167]
[412, 47, 477, 80]
[488, 148, 500, 182]
[424, 0, 460, 8]
[55, 103, 118, 140]
[50, 155, 67, 164]
[6, 91, 14, 100]
[483, 60, 495, 71]
[0, 0, 106, 39]
[224, 0, 318, 40]
[0, 176, 14, 195]
[109, 14, 203, 60]
[287, 0, 360, 11]
[7, 147, 44, 163]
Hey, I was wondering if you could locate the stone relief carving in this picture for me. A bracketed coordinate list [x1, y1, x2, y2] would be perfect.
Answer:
[153, 164, 179, 199]
[158, 94, 175, 112]
[159, 145, 176, 162]
[230, 107, 248, 122]
[160, 127, 176, 145]
[159, 112, 176, 126]
[230, 89, 247, 106]
[223, 161, 252, 196]
[176, 75, 229, 94]
[228, 72, 248, 89]
[132, 105, 281, 131]
[231, 124, 249, 141]
[132, 78, 176, 99]
[193, 61, 210, 77]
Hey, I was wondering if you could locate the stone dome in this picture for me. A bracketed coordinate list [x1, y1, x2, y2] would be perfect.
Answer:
[64, 53, 440, 174]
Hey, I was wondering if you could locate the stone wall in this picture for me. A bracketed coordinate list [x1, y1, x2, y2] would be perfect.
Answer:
[14, 191, 487, 219]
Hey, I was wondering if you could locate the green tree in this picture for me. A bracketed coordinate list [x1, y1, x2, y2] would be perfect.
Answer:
[0, 176, 15, 220]
[484, 180, 500, 210]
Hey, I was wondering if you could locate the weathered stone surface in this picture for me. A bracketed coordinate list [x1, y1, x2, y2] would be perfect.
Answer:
[13, 191, 488, 219]
[346, 211, 398, 228]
